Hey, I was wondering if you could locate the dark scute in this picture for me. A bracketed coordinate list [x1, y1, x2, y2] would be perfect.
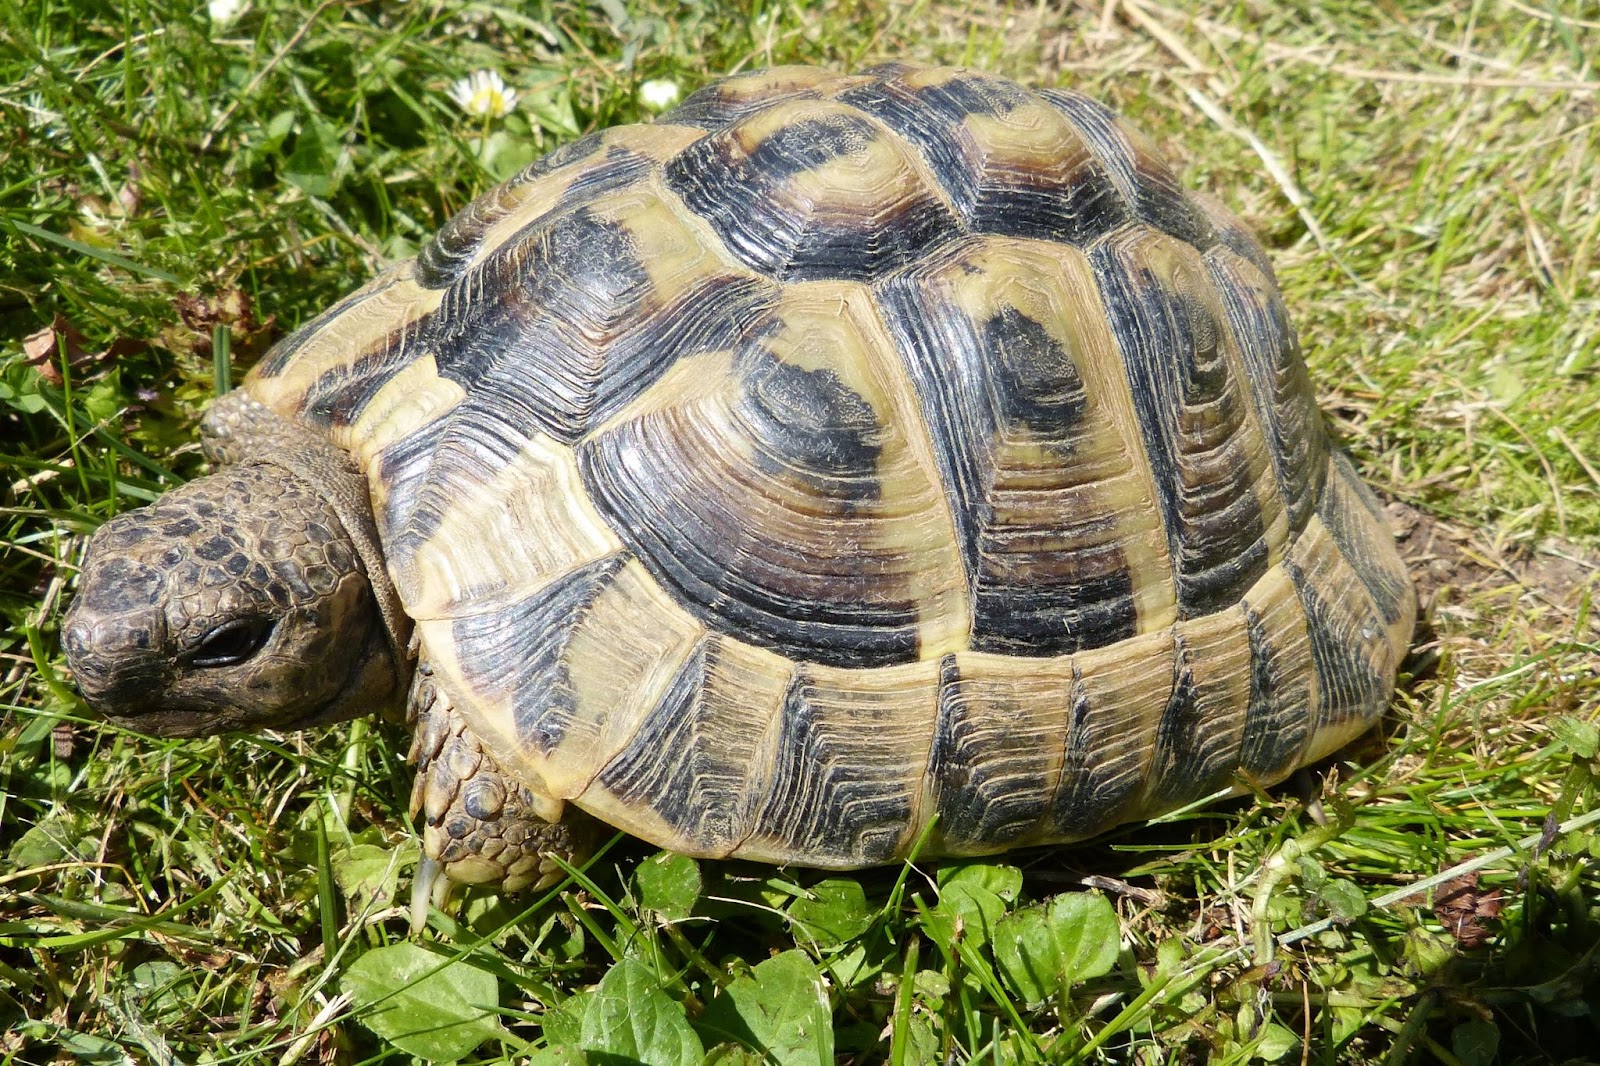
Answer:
[413, 136, 641, 289]
[1204, 255, 1327, 533]
[194, 535, 235, 562]
[374, 416, 448, 546]
[1237, 602, 1311, 780]
[663, 113, 959, 282]
[1288, 558, 1387, 731]
[451, 555, 626, 757]
[430, 207, 652, 402]
[426, 206, 766, 452]
[299, 320, 422, 429]
[928, 655, 1053, 848]
[82, 557, 165, 612]
[918, 73, 1031, 118]
[576, 373, 920, 670]
[751, 110, 881, 172]
[1090, 246, 1268, 617]
[594, 639, 750, 852]
[748, 670, 911, 865]
[877, 272, 1137, 656]
[1039, 89, 1212, 248]
[840, 76, 1123, 244]
[658, 82, 823, 133]
[874, 272, 988, 589]
[1144, 636, 1236, 809]
[1048, 669, 1144, 837]
[1320, 453, 1412, 626]
[970, 562, 1136, 656]
[739, 353, 883, 492]
[982, 308, 1087, 428]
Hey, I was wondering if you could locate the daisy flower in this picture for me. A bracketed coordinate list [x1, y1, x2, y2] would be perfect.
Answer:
[450, 70, 519, 119]
[208, 0, 243, 25]
[638, 79, 680, 111]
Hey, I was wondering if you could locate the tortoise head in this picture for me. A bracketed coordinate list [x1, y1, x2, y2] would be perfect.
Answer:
[63, 462, 406, 737]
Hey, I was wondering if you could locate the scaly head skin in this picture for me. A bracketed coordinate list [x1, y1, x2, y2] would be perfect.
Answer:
[63, 465, 401, 735]
[63, 392, 410, 737]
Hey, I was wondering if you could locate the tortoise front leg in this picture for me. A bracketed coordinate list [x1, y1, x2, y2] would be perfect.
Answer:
[406, 663, 596, 929]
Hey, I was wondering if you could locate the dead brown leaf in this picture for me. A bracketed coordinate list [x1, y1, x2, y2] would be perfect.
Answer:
[21, 315, 143, 386]
[170, 287, 279, 366]
[1432, 868, 1504, 950]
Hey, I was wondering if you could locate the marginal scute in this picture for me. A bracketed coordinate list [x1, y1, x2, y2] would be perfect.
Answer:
[251, 269, 442, 425]
[1048, 629, 1173, 837]
[1318, 452, 1413, 635]
[393, 432, 624, 619]
[532, 559, 706, 799]
[1203, 242, 1327, 535]
[741, 659, 940, 867]
[1285, 515, 1400, 763]
[447, 554, 627, 761]
[1236, 564, 1317, 780]
[928, 652, 1073, 853]
[1143, 609, 1254, 809]
[582, 635, 792, 857]
[415, 123, 705, 290]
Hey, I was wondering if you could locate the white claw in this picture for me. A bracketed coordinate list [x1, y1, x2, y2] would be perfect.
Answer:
[410, 856, 443, 935]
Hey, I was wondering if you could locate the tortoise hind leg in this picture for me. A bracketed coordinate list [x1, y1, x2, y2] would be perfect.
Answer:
[406, 663, 597, 928]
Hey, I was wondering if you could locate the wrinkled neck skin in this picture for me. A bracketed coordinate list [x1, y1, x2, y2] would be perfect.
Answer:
[62, 391, 413, 738]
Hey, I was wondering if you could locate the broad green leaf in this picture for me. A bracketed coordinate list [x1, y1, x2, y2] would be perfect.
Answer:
[1254, 1022, 1300, 1061]
[635, 851, 701, 921]
[1553, 715, 1600, 759]
[1451, 1017, 1500, 1066]
[541, 993, 587, 1046]
[1296, 855, 1327, 894]
[332, 843, 405, 908]
[699, 950, 832, 1066]
[1320, 879, 1369, 922]
[341, 943, 503, 1061]
[936, 861, 1023, 901]
[478, 131, 539, 181]
[992, 893, 1120, 1005]
[83, 374, 123, 429]
[927, 861, 1023, 949]
[47, 1025, 125, 1064]
[523, 86, 580, 136]
[9, 819, 93, 870]
[788, 879, 873, 947]
[580, 958, 703, 1065]
[128, 960, 188, 1021]
[281, 116, 344, 198]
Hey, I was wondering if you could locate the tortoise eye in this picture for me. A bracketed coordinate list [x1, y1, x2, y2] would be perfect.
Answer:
[190, 618, 274, 668]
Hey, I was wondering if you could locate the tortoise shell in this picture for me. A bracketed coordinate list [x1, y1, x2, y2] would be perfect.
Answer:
[242, 64, 1414, 867]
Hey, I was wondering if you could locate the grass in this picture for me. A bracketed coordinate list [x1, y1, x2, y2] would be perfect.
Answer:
[2, 0, 1597, 1062]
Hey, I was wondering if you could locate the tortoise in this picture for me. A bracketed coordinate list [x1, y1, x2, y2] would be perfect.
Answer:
[62, 63, 1415, 921]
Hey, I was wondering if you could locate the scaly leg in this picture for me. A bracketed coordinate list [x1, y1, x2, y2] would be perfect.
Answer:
[406, 663, 596, 928]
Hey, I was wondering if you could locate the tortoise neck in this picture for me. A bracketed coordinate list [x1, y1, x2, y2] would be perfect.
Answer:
[202, 389, 414, 675]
